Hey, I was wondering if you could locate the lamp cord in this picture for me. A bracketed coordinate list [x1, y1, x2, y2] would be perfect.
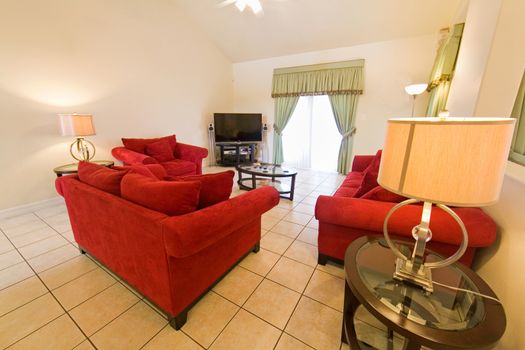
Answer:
[431, 280, 501, 304]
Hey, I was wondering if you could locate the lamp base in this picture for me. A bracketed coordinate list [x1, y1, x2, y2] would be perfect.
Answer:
[383, 199, 469, 294]
[393, 257, 433, 293]
[70, 137, 96, 161]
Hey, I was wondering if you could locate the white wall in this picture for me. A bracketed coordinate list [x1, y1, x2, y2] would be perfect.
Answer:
[469, 0, 525, 348]
[447, 0, 502, 116]
[232, 35, 436, 163]
[0, 0, 233, 210]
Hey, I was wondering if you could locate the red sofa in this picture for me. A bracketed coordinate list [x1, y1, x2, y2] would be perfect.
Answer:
[112, 135, 208, 176]
[315, 154, 497, 267]
[55, 166, 279, 329]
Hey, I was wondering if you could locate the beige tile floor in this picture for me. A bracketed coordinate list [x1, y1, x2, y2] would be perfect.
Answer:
[0, 167, 392, 350]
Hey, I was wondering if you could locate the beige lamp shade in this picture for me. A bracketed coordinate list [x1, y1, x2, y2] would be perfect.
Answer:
[58, 114, 95, 137]
[378, 117, 515, 207]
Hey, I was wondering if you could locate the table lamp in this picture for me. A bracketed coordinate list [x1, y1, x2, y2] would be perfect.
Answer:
[404, 83, 428, 117]
[58, 114, 96, 161]
[378, 117, 515, 293]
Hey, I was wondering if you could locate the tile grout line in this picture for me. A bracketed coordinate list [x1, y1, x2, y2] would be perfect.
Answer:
[206, 273, 269, 349]
[269, 213, 319, 350]
[1, 171, 346, 349]
[0, 224, 99, 350]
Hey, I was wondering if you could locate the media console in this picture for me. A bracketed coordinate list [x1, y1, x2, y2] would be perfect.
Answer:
[217, 143, 257, 166]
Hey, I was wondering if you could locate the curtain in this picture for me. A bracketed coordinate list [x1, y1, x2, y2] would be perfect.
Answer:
[329, 94, 359, 174]
[272, 60, 364, 98]
[271, 59, 364, 166]
[272, 96, 299, 164]
[510, 70, 525, 165]
[426, 23, 464, 117]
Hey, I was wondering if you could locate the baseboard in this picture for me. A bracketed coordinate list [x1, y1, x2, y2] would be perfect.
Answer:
[0, 197, 65, 220]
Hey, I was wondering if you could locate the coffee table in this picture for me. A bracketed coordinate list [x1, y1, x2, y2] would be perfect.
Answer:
[235, 163, 297, 200]
[343, 236, 506, 350]
[54, 160, 114, 177]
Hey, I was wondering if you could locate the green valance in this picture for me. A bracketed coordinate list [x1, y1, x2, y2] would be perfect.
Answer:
[510, 69, 525, 165]
[271, 59, 365, 98]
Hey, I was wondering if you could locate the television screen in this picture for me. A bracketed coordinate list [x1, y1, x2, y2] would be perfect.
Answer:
[214, 113, 262, 143]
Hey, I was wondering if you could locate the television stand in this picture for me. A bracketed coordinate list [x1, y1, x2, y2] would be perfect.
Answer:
[217, 143, 256, 166]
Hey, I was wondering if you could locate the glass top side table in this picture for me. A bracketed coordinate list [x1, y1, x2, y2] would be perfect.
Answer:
[343, 236, 506, 350]
[53, 160, 114, 177]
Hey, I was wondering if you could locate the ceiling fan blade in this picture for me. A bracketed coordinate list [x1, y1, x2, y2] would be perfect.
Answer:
[216, 0, 237, 8]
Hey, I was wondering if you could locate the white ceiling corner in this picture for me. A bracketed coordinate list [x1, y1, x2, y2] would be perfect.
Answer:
[172, 0, 465, 62]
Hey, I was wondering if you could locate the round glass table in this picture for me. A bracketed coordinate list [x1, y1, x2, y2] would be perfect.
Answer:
[235, 163, 297, 200]
[343, 236, 506, 349]
[53, 160, 114, 177]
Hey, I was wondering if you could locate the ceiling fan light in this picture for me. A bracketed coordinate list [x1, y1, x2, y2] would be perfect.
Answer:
[235, 0, 247, 12]
[248, 0, 263, 14]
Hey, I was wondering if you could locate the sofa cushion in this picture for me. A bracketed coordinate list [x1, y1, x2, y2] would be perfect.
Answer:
[354, 171, 380, 198]
[165, 171, 234, 209]
[333, 187, 359, 198]
[145, 139, 175, 163]
[353, 150, 382, 197]
[121, 173, 201, 216]
[118, 164, 168, 180]
[163, 159, 198, 176]
[360, 186, 407, 203]
[78, 161, 128, 196]
[362, 149, 382, 176]
[122, 135, 177, 154]
[340, 172, 363, 188]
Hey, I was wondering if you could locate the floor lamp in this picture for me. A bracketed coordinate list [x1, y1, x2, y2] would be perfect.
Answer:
[378, 117, 515, 292]
[404, 84, 428, 117]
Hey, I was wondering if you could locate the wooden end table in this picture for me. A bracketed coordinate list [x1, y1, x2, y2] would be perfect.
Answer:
[343, 236, 506, 350]
[54, 160, 114, 177]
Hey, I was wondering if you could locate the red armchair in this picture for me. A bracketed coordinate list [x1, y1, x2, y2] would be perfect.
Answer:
[112, 135, 208, 176]
[315, 154, 498, 267]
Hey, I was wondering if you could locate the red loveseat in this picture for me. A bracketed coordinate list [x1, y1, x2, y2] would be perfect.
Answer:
[112, 135, 208, 176]
[55, 166, 279, 329]
[315, 153, 497, 267]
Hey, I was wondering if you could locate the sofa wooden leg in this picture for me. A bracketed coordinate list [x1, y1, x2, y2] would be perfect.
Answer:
[78, 246, 86, 255]
[318, 253, 329, 265]
[169, 312, 188, 330]
[252, 242, 260, 253]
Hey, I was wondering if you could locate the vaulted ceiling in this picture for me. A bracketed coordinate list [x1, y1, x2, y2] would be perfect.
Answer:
[172, 0, 466, 62]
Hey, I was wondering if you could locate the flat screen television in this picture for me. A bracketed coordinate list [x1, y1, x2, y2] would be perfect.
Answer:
[214, 113, 262, 143]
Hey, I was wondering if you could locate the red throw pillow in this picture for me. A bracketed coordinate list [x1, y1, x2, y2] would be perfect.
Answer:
[165, 171, 234, 209]
[122, 135, 177, 154]
[78, 161, 128, 196]
[360, 186, 407, 203]
[363, 149, 382, 176]
[121, 173, 200, 216]
[354, 150, 382, 197]
[145, 139, 175, 163]
[353, 171, 379, 198]
[120, 164, 168, 180]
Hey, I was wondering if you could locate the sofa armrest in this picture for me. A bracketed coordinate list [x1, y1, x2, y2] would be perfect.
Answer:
[174, 143, 208, 162]
[315, 196, 497, 248]
[174, 143, 209, 175]
[351, 155, 375, 172]
[111, 147, 158, 165]
[163, 186, 279, 258]
[55, 175, 79, 197]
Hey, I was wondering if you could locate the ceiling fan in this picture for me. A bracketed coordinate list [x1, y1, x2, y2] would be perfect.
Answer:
[217, 0, 264, 15]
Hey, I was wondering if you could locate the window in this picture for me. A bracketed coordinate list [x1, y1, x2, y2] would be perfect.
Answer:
[510, 70, 525, 165]
[282, 95, 341, 171]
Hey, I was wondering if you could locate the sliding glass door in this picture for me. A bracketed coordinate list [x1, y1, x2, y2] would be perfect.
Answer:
[282, 95, 341, 171]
